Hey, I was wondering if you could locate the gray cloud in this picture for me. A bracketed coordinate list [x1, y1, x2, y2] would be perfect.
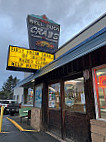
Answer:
[0, 0, 106, 88]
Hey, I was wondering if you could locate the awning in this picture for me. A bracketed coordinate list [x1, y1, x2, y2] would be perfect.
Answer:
[15, 27, 106, 88]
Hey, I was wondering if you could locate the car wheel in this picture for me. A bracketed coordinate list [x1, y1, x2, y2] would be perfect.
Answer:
[10, 112, 14, 116]
[4, 109, 7, 115]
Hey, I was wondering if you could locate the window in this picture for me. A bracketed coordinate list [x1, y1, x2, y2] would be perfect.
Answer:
[13, 95, 15, 100]
[64, 77, 86, 113]
[48, 83, 60, 109]
[27, 88, 33, 105]
[35, 85, 42, 108]
[1, 101, 9, 104]
[17, 95, 19, 102]
[10, 101, 17, 104]
[93, 65, 106, 119]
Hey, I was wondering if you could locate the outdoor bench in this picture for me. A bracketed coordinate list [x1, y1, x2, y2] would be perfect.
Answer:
[19, 107, 31, 124]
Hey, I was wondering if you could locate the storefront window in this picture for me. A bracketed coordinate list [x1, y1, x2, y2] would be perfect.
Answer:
[93, 65, 106, 119]
[35, 85, 42, 108]
[64, 77, 86, 113]
[27, 88, 33, 105]
[48, 83, 60, 109]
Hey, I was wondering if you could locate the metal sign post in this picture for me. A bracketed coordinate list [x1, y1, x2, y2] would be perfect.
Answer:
[0, 106, 4, 132]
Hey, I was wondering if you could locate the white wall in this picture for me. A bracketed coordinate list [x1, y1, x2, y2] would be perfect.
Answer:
[24, 73, 32, 78]
[13, 87, 23, 103]
[55, 15, 106, 58]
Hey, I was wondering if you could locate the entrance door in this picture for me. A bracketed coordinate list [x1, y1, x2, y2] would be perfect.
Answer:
[64, 77, 89, 142]
[48, 82, 61, 136]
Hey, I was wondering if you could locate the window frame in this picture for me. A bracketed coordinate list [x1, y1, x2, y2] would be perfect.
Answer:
[64, 77, 86, 114]
[34, 83, 43, 108]
[48, 81, 61, 110]
[92, 64, 106, 120]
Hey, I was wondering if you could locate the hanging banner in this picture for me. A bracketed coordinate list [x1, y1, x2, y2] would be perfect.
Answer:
[6, 45, 54, 72]
[27, 14, 60, 54]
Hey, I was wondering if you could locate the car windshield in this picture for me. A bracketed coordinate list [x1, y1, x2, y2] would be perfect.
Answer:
[0, 100, 18, 104]
[1, 101, 9, 104]
[10, 101, 17, 104]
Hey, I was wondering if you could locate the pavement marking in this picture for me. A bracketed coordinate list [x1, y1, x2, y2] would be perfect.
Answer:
[23, 129, 40, 132]
[6, 117, 39, 132]
[7, 117, 24, 131]
[0, 132, 10, 133]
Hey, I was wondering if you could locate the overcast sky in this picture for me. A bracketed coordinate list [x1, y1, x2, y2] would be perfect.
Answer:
[0, 0, 106, 89]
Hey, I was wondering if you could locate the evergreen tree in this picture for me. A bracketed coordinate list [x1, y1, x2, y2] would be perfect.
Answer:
[0, 75, 19, 99]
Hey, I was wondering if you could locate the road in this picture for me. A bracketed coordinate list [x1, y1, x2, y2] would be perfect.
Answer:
[0, 115, 60, 142]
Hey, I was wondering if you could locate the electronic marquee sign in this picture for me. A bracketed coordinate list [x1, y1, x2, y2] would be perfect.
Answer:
[7, 45, 54, 72]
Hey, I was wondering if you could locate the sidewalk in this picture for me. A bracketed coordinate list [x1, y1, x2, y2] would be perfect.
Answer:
[7, 114, 66, 142]
[1, 115, 61, 142]
[8, 113, 34, 130]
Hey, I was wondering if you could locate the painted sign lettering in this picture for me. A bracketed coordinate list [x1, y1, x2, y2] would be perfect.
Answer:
[27, 14, 60, 53]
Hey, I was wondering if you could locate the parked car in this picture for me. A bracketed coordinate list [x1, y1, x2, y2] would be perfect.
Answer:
[7, 100, 21, 116]
[0, 100, 10, 114]
[0, 100, 21, 115]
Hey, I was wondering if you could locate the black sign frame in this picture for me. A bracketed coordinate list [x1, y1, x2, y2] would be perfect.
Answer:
[27, 14, 60, 54]
[6, 45, 54, 73]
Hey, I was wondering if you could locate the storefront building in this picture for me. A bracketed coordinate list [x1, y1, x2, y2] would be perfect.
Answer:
[15, 14, 106, 142]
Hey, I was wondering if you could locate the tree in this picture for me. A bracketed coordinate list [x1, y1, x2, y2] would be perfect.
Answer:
[0, 75, 19, 99]
[0, 91, 7, 99]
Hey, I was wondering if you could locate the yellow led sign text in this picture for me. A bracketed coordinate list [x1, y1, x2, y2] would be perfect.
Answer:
[7, 46, 54, 71]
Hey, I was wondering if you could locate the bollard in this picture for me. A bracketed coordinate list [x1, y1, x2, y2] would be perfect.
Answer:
[0, 106, 4, 132]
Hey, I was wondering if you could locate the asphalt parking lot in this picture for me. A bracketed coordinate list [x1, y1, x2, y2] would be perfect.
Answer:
[0, 115, 62, 142]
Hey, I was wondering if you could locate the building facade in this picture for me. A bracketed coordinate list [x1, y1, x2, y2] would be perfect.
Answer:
[15, 14, 106, 142]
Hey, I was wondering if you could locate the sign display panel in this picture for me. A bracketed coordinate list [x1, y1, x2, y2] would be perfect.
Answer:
[7, 45, 54, 72]
[27, 14, 60, 54]
[99, 75, 106, 88]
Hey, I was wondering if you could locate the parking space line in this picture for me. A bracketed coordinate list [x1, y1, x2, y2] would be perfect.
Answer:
[6, 117, 39, 132]
[0, 132, 10, 133]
